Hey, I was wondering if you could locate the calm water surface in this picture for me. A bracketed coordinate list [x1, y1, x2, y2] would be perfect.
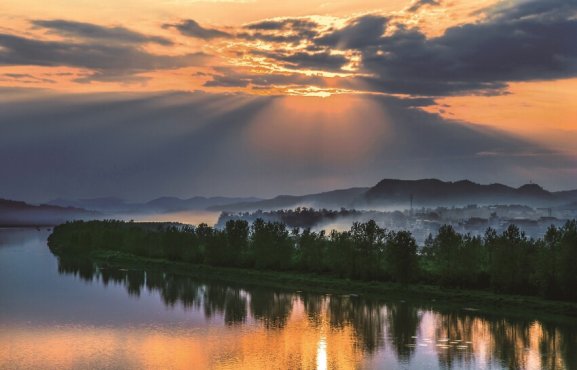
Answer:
[0, 228, 575, 369]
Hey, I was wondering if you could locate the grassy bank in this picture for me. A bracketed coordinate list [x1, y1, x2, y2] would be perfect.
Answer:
[88, 249, 577, 322]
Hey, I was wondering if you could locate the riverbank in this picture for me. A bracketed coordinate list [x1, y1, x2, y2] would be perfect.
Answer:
[85, 249, 577, 322]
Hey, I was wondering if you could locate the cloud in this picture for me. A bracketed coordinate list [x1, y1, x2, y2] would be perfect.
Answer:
[203, 67, 327, 89]
[244, 18, 319, 31]
[222, 0, 577, 96]
[3, 0, 577, 95]
[0, 73, 55, 84]
[482, 0, 577, 22]
[32, 19, 173, 45]
[253, 50, 349, 72]
[0, 33, 210, 83]
[312, 0, 577, 95]
[238, 17, 320, 44]
[163, 19, 231, 39]
[406, 0, 440, 13]
[204, 74, 250, 87]
[315, 15, 387, 50]
[237, 31, 305, 44]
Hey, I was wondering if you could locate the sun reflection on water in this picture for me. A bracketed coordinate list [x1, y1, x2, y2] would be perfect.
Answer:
[316, 336, 327, 370]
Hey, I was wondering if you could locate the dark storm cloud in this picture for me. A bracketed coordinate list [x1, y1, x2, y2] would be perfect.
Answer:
[315, 15, 388, 49]
[163, 19, 231, 39]
[330, 0, 577, 95]
[382, 96, 437, 107]
[1, 89, 574, 202]
[0, 33, 209, 83]
[277, 50, 348, 71]
[406, 0, 440, 12]
[32, 19, 173, 45]
[234, 0, 577, 96]
[483, 0, 577, 22]
[239, 18, 320, 44]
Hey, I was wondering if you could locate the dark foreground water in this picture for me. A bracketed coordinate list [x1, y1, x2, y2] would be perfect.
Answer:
[0, 228, 575, 370]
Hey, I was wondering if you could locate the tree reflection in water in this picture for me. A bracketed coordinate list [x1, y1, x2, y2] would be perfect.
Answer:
[56, 256, 577, 369]
[386, 302, 421, 362]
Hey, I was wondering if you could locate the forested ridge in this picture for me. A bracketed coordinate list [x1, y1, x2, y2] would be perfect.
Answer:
[48, 219, 577, 301]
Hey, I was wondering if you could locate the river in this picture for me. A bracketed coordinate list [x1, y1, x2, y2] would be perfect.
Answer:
[0, 228, 575, 369]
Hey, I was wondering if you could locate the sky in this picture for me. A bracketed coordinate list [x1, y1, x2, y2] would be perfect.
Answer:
[1, 0, 576, 201]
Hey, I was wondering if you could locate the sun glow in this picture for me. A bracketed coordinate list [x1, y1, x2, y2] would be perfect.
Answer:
[244, 94, 390, 169]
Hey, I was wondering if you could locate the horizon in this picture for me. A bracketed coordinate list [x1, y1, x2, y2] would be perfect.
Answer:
[4, 176, 574, 206]
[51, 177, 577, 204]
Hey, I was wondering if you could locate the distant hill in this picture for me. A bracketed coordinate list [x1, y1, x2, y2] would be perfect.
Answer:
[363, 179, 557, 207]
[0, 199, 99, 226]
[47, 197, 134, 213]
[48, 196, 262, 214]
[208, 187, 369, 212]
[13, 179, 577, 217]
[211, 179, 577, 212]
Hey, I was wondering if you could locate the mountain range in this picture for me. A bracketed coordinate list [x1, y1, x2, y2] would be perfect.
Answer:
[47, 196, 261, 214]
[209, 179, 577, 212]
[2, 179, 577, 226]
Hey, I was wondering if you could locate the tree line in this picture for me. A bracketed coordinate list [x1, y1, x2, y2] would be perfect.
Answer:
[217, 207, 362, 229]
[48, 218, 577, 301]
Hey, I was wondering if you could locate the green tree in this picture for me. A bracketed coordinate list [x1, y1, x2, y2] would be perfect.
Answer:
[558, 220, 577, 300]
[205, 229, 228, 266]
[326, 230, 355, 278]
[350, 220, 386, 280]
[489, 224, 535, 294]
[423, 224, 462, 286]
[251, 219, 293, 270]
[298, 228, 326, 272]
[534, 225, 561, 298]
[225, 219, 249, 266]
[385, 230, 418, 284]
